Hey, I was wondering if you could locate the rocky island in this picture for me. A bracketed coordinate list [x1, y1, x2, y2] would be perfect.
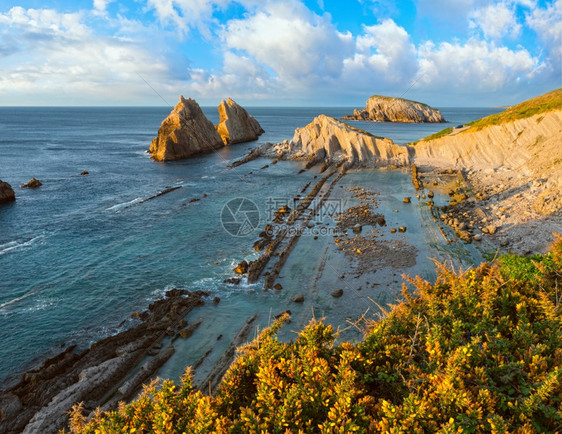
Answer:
[343, 95, 445, 123]
[149, 96, 264, 161]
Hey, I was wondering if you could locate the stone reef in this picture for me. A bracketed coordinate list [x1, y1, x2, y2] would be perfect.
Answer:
[267, 115, 410, 167]
[149, 96, 224, 162]
[0, 180, 15, 203]
[343, 95, 445, 123]
[216, 98, 264, 145]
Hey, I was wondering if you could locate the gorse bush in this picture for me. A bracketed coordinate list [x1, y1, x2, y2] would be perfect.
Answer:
[69, 235, 562, 433]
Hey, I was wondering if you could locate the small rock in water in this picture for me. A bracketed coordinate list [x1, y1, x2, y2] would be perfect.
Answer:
[403, 197, 411, 203]
[352, 224, 362, 233]
[22, 178, 42, 188]
[223, 277, 241, 285]
[398, 226, 407, 233]
[274, 310, 291, 320]
[390, 228, 397, 233]
[234, 260, 249, 274]
[80, 170, 89, 176]
[427, 190, 434, 198]
[292, 294, 304, 303]
[213, 297, 221, 305]
[273, 283, 283, 290]
[473, 234, 482, 241]
[331, 289, 344, 298]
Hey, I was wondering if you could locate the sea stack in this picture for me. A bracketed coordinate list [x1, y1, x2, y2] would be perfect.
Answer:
[0, 180, 15, 203]
[149, 96, 224, 161]
[215, 98, 265, 145]
[343, 95, 445, 123]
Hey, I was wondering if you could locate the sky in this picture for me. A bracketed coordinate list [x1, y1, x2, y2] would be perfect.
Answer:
[0, 0, 560, 106]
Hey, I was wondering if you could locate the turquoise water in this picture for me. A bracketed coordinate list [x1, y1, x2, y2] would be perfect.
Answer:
[0, 106, 502, 385]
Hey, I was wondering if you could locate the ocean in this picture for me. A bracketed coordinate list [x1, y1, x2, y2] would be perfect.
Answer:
[0, 106, 502, 386]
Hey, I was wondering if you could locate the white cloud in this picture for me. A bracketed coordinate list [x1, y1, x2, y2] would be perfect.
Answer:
[222, 0, 353, 87]
[144, 0, 230, 37]
[418, 39, 538, 91]
[526, 0, 562, 75]
[469, 2, 521, 38]
[343, 19, 418, 88]
[0, 7, 173, 104]
[93, 0, 114, 15]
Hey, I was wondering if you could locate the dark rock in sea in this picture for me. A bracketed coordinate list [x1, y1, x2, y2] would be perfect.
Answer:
[189, 198, 200, 203]
[273, 283, 283, 290]
[403, 197, 411, 203]
[80, 170, 89, 176]
[234, 260, 249, 274]
[223, 277, 241, 285]
[398, 226, 407, 232]
[213, 297, 221, 305]
[292, 294, 304, 303]
[390, 228, 397, 233]
[331, 289, 344, 298]
[0, 180, 16, 204]
[21, 178, 42, 189]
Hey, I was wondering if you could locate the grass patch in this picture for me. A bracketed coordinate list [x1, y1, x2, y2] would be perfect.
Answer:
[466, 88, 562, 131]
[419, 126, 453, 142]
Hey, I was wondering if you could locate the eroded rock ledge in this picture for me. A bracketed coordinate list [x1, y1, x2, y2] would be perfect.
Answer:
[260, 115, 410, 167]
[343, 95, 445, 123]
[0, 289, 208, 434]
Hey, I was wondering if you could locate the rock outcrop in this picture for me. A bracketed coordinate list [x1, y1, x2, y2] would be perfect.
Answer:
[267, 115, 410, 167]
[149, 96, 224, 161]
[343, 95, 445, 123]
[21, 178, 42, 189]
[216, 98, 264, 145]
[0, 180, 15, 203]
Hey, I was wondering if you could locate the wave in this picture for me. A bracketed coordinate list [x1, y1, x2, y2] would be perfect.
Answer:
[0, 286, 43, 310]
[0, 235, 44, 257]
[105, 197, 143, 212]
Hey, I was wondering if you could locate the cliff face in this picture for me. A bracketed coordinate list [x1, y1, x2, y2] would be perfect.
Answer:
[149, 96, 224, 162]
[413, 111, 562, 181]
[343, 95, 445, 123]
[0, 180, 15, 204]
[271, 115, 410, 166]
[216, 98, 265, 145]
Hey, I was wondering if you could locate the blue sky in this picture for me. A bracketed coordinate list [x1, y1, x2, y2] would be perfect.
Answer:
[0, 0, 560, 106]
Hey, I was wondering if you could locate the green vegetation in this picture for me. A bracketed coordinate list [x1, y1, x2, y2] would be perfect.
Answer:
[466, 88, 562, 131]
[69, 236, 562, 433]
[419, 126, 454, 142]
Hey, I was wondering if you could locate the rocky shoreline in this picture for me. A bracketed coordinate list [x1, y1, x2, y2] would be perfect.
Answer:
[0, 289, 208, 433]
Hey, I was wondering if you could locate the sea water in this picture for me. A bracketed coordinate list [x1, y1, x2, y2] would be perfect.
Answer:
[0, 106, 502, 385]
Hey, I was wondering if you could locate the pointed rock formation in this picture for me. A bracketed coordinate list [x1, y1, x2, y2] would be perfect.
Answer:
[149, 96, 224, 161]
[216, 98, 264, 145]
[0, 180, 15, 204]
[343, 95, 445, 123]
[269, 115, 410, 167]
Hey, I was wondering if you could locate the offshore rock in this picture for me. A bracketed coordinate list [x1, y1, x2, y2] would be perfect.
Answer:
[0, 180, 16, 203]
[149, 96, 223, 161]
[216, 98, 264, 145]
[21, 178, 42, 189]
[343, 95, 445, 123]
[268, 115, 410, 167]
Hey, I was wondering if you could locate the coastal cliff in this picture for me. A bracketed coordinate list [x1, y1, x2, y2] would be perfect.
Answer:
[216, 98, 264, 145]
[149, 96, 224, 162]
[267, 115, 410, 167]
[343, 95, 445, 123]
[0, 180, 15, 204]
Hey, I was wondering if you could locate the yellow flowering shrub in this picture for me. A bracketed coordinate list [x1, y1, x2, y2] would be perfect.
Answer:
[69, 235, 562, 433]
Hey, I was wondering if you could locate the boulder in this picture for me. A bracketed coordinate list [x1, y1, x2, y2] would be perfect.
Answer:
[292, 294, 304, 303]
[343, 95, 445, 123]
[331, 289, 344, 298]
[22, 178, 42, 189]
[0, 180, 15, 203]
[216, 98, 264, 145]
[234, 260, 249, 274]
[149, 96, 224, 161]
